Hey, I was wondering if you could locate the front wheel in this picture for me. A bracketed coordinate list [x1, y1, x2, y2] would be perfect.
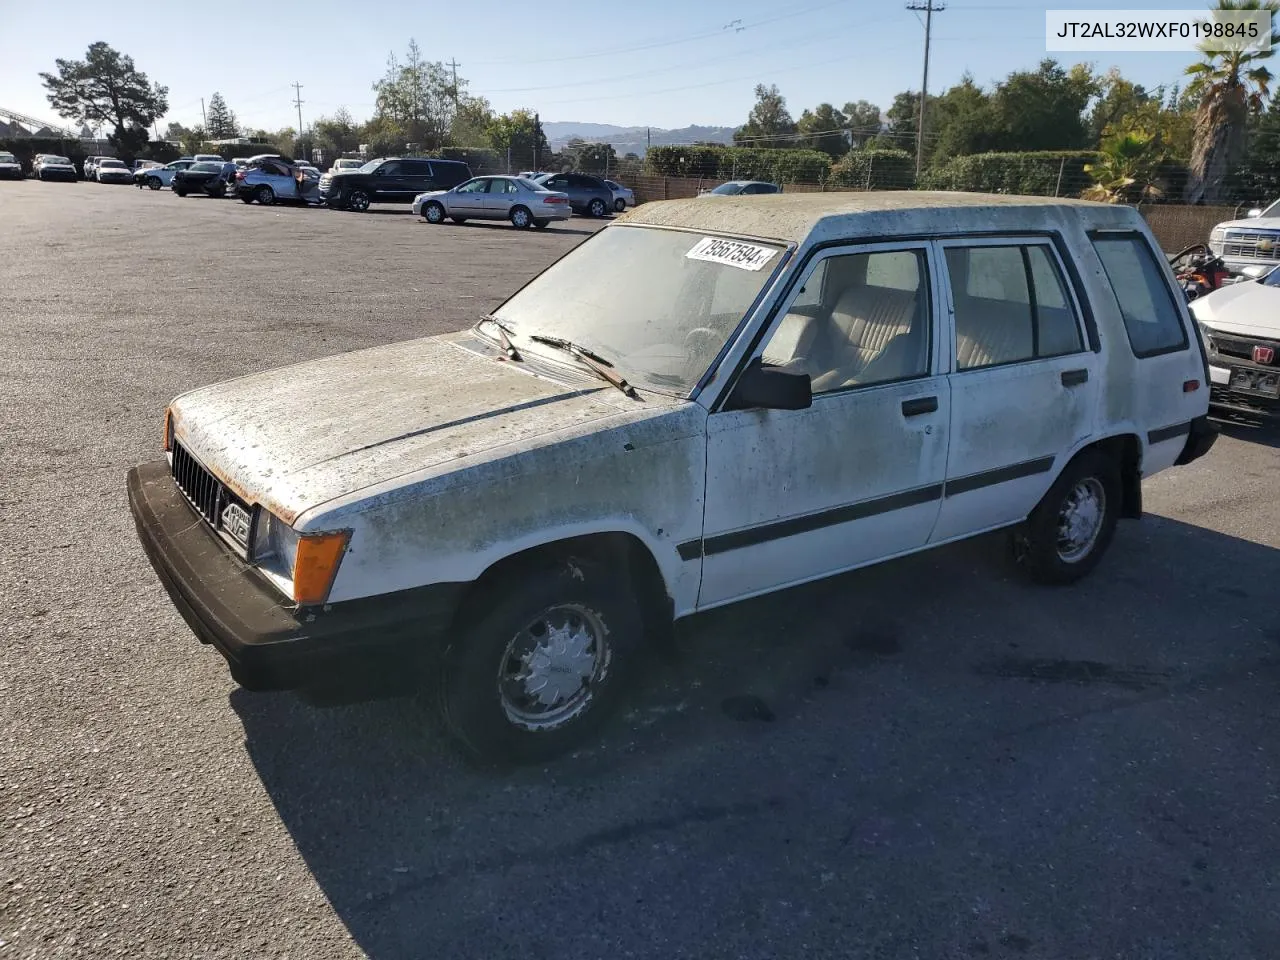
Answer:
[1012, 450, 1120, 585]
[588, 198, 607, 218]
[174, 186, 187, 197]
[614, 197, 626, 212]
[240, 194, 255, 204]
[423, 201, 445, 224]
[255, 185, 275, 205]
[532, 219, 550, 229]
[347, 188, 371, 212]
[509, 205, 533, 229]
[146, 176, 161, 190]
[438, 561, 642, 764]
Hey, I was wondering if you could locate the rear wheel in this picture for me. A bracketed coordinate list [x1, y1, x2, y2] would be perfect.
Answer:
[174, 186, 187, 197]
[532, 219, 550, 229]
[510, 205, 533, 229]
[1012, 449, 1120, 585]
[588, 197, 607, 218]
[438, 560, 642, 764]
[255, 185, 275, 205]
[614, 197, 626, 212]
[347, 188, 371, 212]
[423, 201, 445, 224]
[146, 176, 161, 190]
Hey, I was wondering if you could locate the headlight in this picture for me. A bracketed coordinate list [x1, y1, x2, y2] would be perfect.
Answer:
[252, 511, 350, 604]
[1209, 226, 1226, 255]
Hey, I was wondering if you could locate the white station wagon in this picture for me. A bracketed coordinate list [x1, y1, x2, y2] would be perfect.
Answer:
[128, 192, 1217, 763]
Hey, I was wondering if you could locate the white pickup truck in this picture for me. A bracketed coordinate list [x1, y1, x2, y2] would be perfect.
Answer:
[1209, 199, 1280, 280]
[129, 192, 1217, 763]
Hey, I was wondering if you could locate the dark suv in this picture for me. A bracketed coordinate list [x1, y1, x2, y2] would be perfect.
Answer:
[320, 157, 472, 211]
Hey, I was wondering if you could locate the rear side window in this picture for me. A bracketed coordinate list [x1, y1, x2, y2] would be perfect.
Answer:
[1089, 233, 1189, 357]
[402, 160, 432, 176]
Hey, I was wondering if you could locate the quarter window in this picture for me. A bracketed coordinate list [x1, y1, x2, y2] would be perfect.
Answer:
[760, 248, 931, 393]
[1089, 233, 1189, 357]
[945, 243, 1084, 371]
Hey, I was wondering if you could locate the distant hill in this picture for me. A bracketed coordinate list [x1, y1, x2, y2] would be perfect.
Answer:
[543, 122, 737, 157]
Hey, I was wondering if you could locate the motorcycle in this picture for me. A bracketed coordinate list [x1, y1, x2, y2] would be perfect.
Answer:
[1168, 243, 1231, 301]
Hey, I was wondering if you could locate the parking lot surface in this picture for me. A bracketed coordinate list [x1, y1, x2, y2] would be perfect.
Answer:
[2, 180, 1280, 960]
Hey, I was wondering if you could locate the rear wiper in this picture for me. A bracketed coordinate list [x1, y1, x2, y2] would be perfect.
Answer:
[478, 314, 520, 361]
[530, 335, 638, 398]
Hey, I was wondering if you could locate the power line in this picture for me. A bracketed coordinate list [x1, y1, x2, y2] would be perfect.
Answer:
[906, 0, 945, 177]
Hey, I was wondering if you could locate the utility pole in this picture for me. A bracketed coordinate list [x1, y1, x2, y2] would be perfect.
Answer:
[533, 112, 542, 173]
[646, 127, 651, 152]
[200, 98, 207, 130]
[906, 0, 944, 178]
[292, 82, 305, 161]
[447, 59, 461, 116]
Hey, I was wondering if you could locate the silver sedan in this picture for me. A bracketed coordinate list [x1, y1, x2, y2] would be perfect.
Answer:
[412, 176, 572, 229]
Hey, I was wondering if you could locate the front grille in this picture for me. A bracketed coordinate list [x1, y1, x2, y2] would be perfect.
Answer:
[1209, 331, 1280, 363]
[171, 442, 226, 522]
[1222, 231, 1280, 261]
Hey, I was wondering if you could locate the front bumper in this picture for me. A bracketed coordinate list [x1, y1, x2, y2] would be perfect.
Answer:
[128, 459, 465, 692]
[40, 169, 77, 181]
[1209, 361, 1280, 414]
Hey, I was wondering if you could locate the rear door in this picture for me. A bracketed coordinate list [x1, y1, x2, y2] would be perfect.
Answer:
[483, 177, 519, 217]
[1087, 230, 1208, 474]
[931, 236, 1099, 543]
[401, 159, 434, 197]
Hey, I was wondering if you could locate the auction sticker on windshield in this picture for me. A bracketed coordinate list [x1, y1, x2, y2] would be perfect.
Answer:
[686, 237, 778, 271]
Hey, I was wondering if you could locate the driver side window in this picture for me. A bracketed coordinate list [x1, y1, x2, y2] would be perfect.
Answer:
[456, 179, 488, 193]
[760, 248, 932, 393]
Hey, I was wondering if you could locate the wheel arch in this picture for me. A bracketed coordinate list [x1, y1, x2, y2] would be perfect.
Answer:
[461, 531, 675, 648]
[1054, 431, 1143, 519]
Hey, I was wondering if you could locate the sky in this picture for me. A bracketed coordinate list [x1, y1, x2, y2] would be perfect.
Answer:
[0, 0, 1211, 137]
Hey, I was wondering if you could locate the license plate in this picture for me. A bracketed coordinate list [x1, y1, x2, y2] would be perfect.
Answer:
[1229, 367, 1280, 397]
[220, 502, 252, 546]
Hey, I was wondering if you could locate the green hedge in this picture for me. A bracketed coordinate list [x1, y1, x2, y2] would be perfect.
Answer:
[920, 151, 1102, 196]
[644, 144, 832, 184]
[828, 149, 915, 190]
[0, 138, 87, 174]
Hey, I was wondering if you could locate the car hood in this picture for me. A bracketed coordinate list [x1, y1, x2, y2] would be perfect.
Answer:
[1217, 217, 1280, 232]
[170, 332, 676, 525]
[1192, 279, 1280, 339]
[416, 189, 448, 200]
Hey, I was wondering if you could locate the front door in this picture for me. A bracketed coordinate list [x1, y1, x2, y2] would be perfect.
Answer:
[930, 237, 1099, 543]
[698, 242, 951, 608]
[450, 178, 491, 216]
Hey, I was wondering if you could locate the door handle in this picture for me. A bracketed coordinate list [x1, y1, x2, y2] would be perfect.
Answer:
[1061, 369, 1089, 387]
[901, 396, 938, 417]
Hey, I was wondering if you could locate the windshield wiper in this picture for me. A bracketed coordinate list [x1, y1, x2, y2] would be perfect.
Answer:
[530, 335, 638, 399]
[477, 314, 521, 361]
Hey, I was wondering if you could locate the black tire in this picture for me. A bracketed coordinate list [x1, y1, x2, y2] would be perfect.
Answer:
[423, 201, 445, 224]
[439, 560, 642, 764]
[509, 205, 533, 229]
[208, 185, 226, 199]
[240, 194, 255, 204]
[174, 186, 187, 197]
[1012, 449, 1120, 586]
[347, 188, 371, 212]
[450, 216, 468, 224]
[255, 185, 275, 205]
[532, 219, 550, 229]
[588, 197, 607, 218]
[614, 197, 626, 212]
[146, 176, 161, 190]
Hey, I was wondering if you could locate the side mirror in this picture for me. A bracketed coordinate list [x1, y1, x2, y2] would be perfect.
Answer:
[724, 357, 812, 411]
[1248, 208, 1262, 218]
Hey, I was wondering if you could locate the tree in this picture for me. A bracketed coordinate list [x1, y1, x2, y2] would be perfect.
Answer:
[372, 39, 458, 151]
[315, 108, 360, 155]
[1183, 0, 1279, 203]
[40, 42, 168, 154]
[1088, 68, 1152, 144]
[796, 103, 849, 158]
[450, 95, 494, 147]
[928, 75, 1000, 164]
[990, 60, 1098, 152]
[1238, 97, 1280, 198]
[205, 92, 238, 139]
[842, 100, 882, 147]
[163, 121, 189, 141]
[734, 84, 798, 148]
[1082, 130, 1165, 202]
[562, 139, 617, 173]
[486, 109, 550, 168]
[869, 90, 939, 150]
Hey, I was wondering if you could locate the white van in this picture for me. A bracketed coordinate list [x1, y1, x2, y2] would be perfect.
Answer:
[129, 192, 1217, 763]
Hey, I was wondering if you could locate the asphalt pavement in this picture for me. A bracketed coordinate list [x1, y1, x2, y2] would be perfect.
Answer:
[2, 179, 1279, 960]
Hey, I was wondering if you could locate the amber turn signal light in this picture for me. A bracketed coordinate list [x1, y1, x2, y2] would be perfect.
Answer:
[1183, 379, 1200, 393]
[291, 530, 351, 605]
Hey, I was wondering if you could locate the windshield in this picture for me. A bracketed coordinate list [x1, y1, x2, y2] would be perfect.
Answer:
[0, 153, 14, 163]
[492, 225, 786, 396]
[100, 160, 125, 168]
[359, 159, 383, 173]
[1257, 199, 1280, 218]
[190, 162, 223, 172]
[709, 183, 743, 195]
[515, 177, 546, 191]
[47, 156, 71, 165]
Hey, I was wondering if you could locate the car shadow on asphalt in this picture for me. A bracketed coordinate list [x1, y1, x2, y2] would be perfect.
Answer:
[1212, 412, 1280, 449]
[230, 517, 1280, 959]
[410, 219, 607, 236]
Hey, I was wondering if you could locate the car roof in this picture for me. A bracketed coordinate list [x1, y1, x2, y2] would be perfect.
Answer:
[622, 190, 1139, 245]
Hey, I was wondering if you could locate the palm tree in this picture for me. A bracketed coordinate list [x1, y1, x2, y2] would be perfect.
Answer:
[1083, 131, 1165, 203]
[1183, 0, 1280, 203]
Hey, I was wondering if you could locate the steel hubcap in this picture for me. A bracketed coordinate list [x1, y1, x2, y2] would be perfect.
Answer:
[513, 209, 529, 227]
[426, 204, 442, 221]
[498, 604, 609, 731]
[1057, 478, 1105, 562]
